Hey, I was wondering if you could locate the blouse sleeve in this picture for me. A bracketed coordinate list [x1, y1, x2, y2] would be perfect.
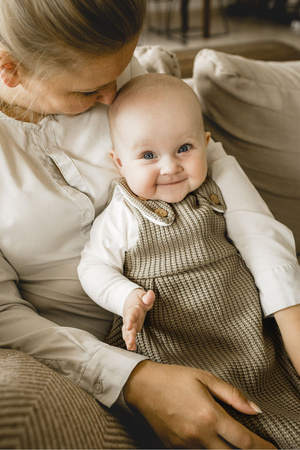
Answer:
[0, 250, 147, 408]
[207, 139, 300, 317]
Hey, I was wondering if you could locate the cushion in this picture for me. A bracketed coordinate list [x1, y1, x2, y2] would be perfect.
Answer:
[134, 45, 181, 78]
[193, 49, 300, 256]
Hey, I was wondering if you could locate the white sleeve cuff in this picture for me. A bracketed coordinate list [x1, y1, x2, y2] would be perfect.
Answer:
[256, 263, 300, 317]
[79, 343, 148, 407]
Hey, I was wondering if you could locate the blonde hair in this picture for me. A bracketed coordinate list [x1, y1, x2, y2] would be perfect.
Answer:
[0, 0, 146, 77]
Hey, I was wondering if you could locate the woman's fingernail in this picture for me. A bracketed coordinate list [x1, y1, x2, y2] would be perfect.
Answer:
[249, 401, 262, 413]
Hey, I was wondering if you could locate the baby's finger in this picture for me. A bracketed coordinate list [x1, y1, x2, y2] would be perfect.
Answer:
[122, 324, 137, 351]
[126, 339, 137, 351]
[142, 290, 155, 308]
[124, 315, 133, 331]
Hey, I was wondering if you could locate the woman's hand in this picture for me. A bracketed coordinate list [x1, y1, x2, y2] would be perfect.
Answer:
[124, 361, 276, 449]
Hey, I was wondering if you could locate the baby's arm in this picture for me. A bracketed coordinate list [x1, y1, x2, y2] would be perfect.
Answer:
[122, 289, 155, 351]
[274, 304, 300, 376]
[79, 193, 155, 350]
[78, 189, 142, 318]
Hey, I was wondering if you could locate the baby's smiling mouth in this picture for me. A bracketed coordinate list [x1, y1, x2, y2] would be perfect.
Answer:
[157, 178, 186, 186]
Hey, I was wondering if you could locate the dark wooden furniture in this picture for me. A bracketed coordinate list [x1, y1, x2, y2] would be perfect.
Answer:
[147, 0, 228, 43]
[181, 0, 211, 39]
[174, 40, 300, 78]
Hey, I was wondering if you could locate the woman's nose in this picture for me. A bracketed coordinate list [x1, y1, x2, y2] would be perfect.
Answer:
[95, 84, 117, 105]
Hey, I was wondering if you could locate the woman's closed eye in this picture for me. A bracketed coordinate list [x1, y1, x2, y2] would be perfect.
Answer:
[80, 90, 99, 98]
[77, 81, 117, 98]
[178, 144, 192, 154]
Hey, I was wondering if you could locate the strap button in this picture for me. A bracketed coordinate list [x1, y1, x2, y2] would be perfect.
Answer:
[210, 194, 220, 205]
[155, 208, 168, 217]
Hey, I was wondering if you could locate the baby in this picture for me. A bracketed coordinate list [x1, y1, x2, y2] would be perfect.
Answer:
[111, 72, 210, 349]
[79, 73, 211, 349]
[78, 73, 300, 449]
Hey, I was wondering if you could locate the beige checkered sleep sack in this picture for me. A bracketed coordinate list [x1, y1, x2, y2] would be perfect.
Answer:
[106, 177, 300, 449]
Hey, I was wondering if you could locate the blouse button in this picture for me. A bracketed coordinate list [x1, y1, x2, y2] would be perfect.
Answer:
[94, 381, 103, 395]
[155, 208, 168, 218]
[84, 210, 93, 219]
[210, 194, 220, 205]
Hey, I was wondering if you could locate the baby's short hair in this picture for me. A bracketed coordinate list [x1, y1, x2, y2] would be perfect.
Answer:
[109, 73, 202, 136]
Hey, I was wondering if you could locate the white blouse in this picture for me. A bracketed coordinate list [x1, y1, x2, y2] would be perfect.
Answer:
[0, 57, 299, 409]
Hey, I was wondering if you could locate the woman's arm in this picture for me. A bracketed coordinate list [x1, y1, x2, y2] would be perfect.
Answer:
[1, 264, 275, 450]
[1, 248, 275, 448]
[274, 304, 300, 375]
[0, 250, 147, 407]
[207, 139, 300, 317]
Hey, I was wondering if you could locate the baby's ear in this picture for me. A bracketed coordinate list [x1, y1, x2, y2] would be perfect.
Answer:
[109, 149, 123, 174]
[205, 131, 211, 146]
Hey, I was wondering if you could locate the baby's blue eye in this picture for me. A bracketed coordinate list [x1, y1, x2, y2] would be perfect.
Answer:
[143, 152, 155, 160]
[178, 144, 191, 153]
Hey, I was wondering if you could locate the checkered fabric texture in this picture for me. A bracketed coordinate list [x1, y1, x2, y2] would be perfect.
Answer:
[106, 177, 300, 449]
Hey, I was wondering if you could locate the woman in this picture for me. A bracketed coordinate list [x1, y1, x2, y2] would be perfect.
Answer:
[0, 0, 298, 447]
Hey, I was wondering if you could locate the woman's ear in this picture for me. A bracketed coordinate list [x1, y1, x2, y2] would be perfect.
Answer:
[0, 52, 20, 88]
[109, 149, 124, 175]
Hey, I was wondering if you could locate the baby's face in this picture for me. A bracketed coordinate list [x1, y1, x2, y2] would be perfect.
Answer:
[110, 87, 209, 203]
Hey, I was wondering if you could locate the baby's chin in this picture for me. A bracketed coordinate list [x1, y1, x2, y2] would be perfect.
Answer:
[152, 185, 195, 204]
[150, 191, 191, 204]
[160, 194, 189, 204]
[133, 183, 198, 204]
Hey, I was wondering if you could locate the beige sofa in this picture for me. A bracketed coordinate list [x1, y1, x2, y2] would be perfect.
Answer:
[1, 44, 299, 449]
[135, 44, 300, 260]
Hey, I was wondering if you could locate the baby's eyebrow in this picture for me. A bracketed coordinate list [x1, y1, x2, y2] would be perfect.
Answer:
[132, 144, 155, 155]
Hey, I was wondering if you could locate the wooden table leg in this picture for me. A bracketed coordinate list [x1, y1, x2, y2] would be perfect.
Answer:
[202, 0, 210, 38]
[181, 0, 211, 40]
[181, 0, 189, 42]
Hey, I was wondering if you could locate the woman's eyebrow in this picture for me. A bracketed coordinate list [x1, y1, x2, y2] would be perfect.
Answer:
[74, 81, 116, 93]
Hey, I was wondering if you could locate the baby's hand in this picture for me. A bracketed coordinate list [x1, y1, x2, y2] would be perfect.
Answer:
[122, 289, 155, 351]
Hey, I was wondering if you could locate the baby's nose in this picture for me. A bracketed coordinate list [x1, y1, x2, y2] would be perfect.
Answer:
[160, 157, 180, 175]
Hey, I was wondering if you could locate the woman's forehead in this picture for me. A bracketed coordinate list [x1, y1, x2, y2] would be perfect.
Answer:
[52, 39, 138, 92]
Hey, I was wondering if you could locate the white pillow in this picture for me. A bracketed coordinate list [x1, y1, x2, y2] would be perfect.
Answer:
[134, 45, 181, 78]
[193, 49, 300, 256]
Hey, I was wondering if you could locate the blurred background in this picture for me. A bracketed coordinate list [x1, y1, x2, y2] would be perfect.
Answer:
[138, 0, 300, 75]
